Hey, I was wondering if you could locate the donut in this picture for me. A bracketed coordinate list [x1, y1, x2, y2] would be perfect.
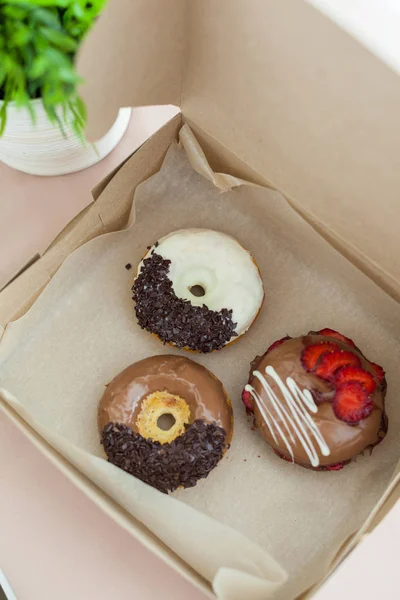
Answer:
[132, 229, 264, 353]
[99, 355, 233, 492]
[242, 328, 388, 471]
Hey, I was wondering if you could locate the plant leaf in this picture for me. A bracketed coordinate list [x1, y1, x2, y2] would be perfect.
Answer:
[0, 101, 8, 136]
[29, 55, 49, 79]
[11, 27, 32, 47]
[0, 0, 108, 138]
[39, 27, 78, 52]
[7, 1, 70, 7]
[75, 95, 87, 124]
[58, 66, 79, 84]
[0, 58, 6, 89]
[2, 5, 28, 20]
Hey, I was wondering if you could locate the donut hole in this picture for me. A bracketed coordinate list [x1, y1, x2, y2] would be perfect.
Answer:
[157, 413, 176, 431]
[189, 284, 206, 297]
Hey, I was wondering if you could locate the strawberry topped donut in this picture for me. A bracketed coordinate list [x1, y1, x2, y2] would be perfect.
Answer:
[242, 329, 388, 471]
[132, 229, 264, 353]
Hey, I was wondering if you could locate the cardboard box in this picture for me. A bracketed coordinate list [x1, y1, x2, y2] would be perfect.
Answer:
[1, 1, 399, 597]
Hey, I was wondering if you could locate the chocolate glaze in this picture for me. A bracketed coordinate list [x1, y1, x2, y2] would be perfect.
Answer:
[248, 336, 387, 468]
[98, 355, 233, 444]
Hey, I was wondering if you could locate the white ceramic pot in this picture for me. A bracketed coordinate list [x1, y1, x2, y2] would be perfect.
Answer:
[0, 98, 131, 176]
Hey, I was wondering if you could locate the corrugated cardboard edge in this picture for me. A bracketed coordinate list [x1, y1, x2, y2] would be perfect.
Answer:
[0, 253, 41, 293]
[0, 398, 213, 599]
[0, 114, 182, 336]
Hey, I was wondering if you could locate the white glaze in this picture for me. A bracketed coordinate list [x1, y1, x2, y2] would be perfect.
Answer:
[138, 229, 264, 338]
[245, 366, 330, 467]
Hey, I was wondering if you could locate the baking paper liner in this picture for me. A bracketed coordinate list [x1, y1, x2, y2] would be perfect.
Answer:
[1, 125, 399, 600]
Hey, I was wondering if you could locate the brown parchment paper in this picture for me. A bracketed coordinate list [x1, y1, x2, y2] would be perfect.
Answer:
[1, 125, 400, 600]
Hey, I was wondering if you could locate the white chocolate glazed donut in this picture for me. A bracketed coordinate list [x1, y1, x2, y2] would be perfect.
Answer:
[132, 229, 264, 353]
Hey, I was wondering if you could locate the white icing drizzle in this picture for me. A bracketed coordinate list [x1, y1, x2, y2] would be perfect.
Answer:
[245, 366, 330, 467]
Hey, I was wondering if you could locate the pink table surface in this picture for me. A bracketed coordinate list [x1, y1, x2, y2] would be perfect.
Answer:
[0, 106, 398, 600]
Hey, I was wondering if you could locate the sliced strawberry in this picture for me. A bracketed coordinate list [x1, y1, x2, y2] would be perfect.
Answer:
[325, 462, 345, 471]
[333, 382, 374, 423]
[313, 328, 356, 347]
[369, 361, 386, 383]
[301, 342, 338, 372]
[315, 350, 361, 380]
[241, 389, 253, 411]
[266, 336, 291, 354]
[335, 366, 376, 394]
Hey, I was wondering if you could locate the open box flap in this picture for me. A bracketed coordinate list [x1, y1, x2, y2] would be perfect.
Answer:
[181, 0, 400, 298]
[79, 0, 400, 298]
[77, 0, 185, 139]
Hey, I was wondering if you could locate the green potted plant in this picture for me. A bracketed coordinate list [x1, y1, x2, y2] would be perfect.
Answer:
[0, 0, 131, 175]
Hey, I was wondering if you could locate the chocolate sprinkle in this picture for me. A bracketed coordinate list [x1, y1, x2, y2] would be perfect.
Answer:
[132, 251, 237, 352]
[125, 263, 132, 270]
[101, 420, 227, 493]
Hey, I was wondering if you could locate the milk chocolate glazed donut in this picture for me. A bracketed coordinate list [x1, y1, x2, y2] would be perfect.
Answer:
[242, 329, 388, 470]
[99, 355, 233, 492]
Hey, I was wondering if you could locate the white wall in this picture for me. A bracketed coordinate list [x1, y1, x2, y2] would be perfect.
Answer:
[307, 0, 400, 75]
